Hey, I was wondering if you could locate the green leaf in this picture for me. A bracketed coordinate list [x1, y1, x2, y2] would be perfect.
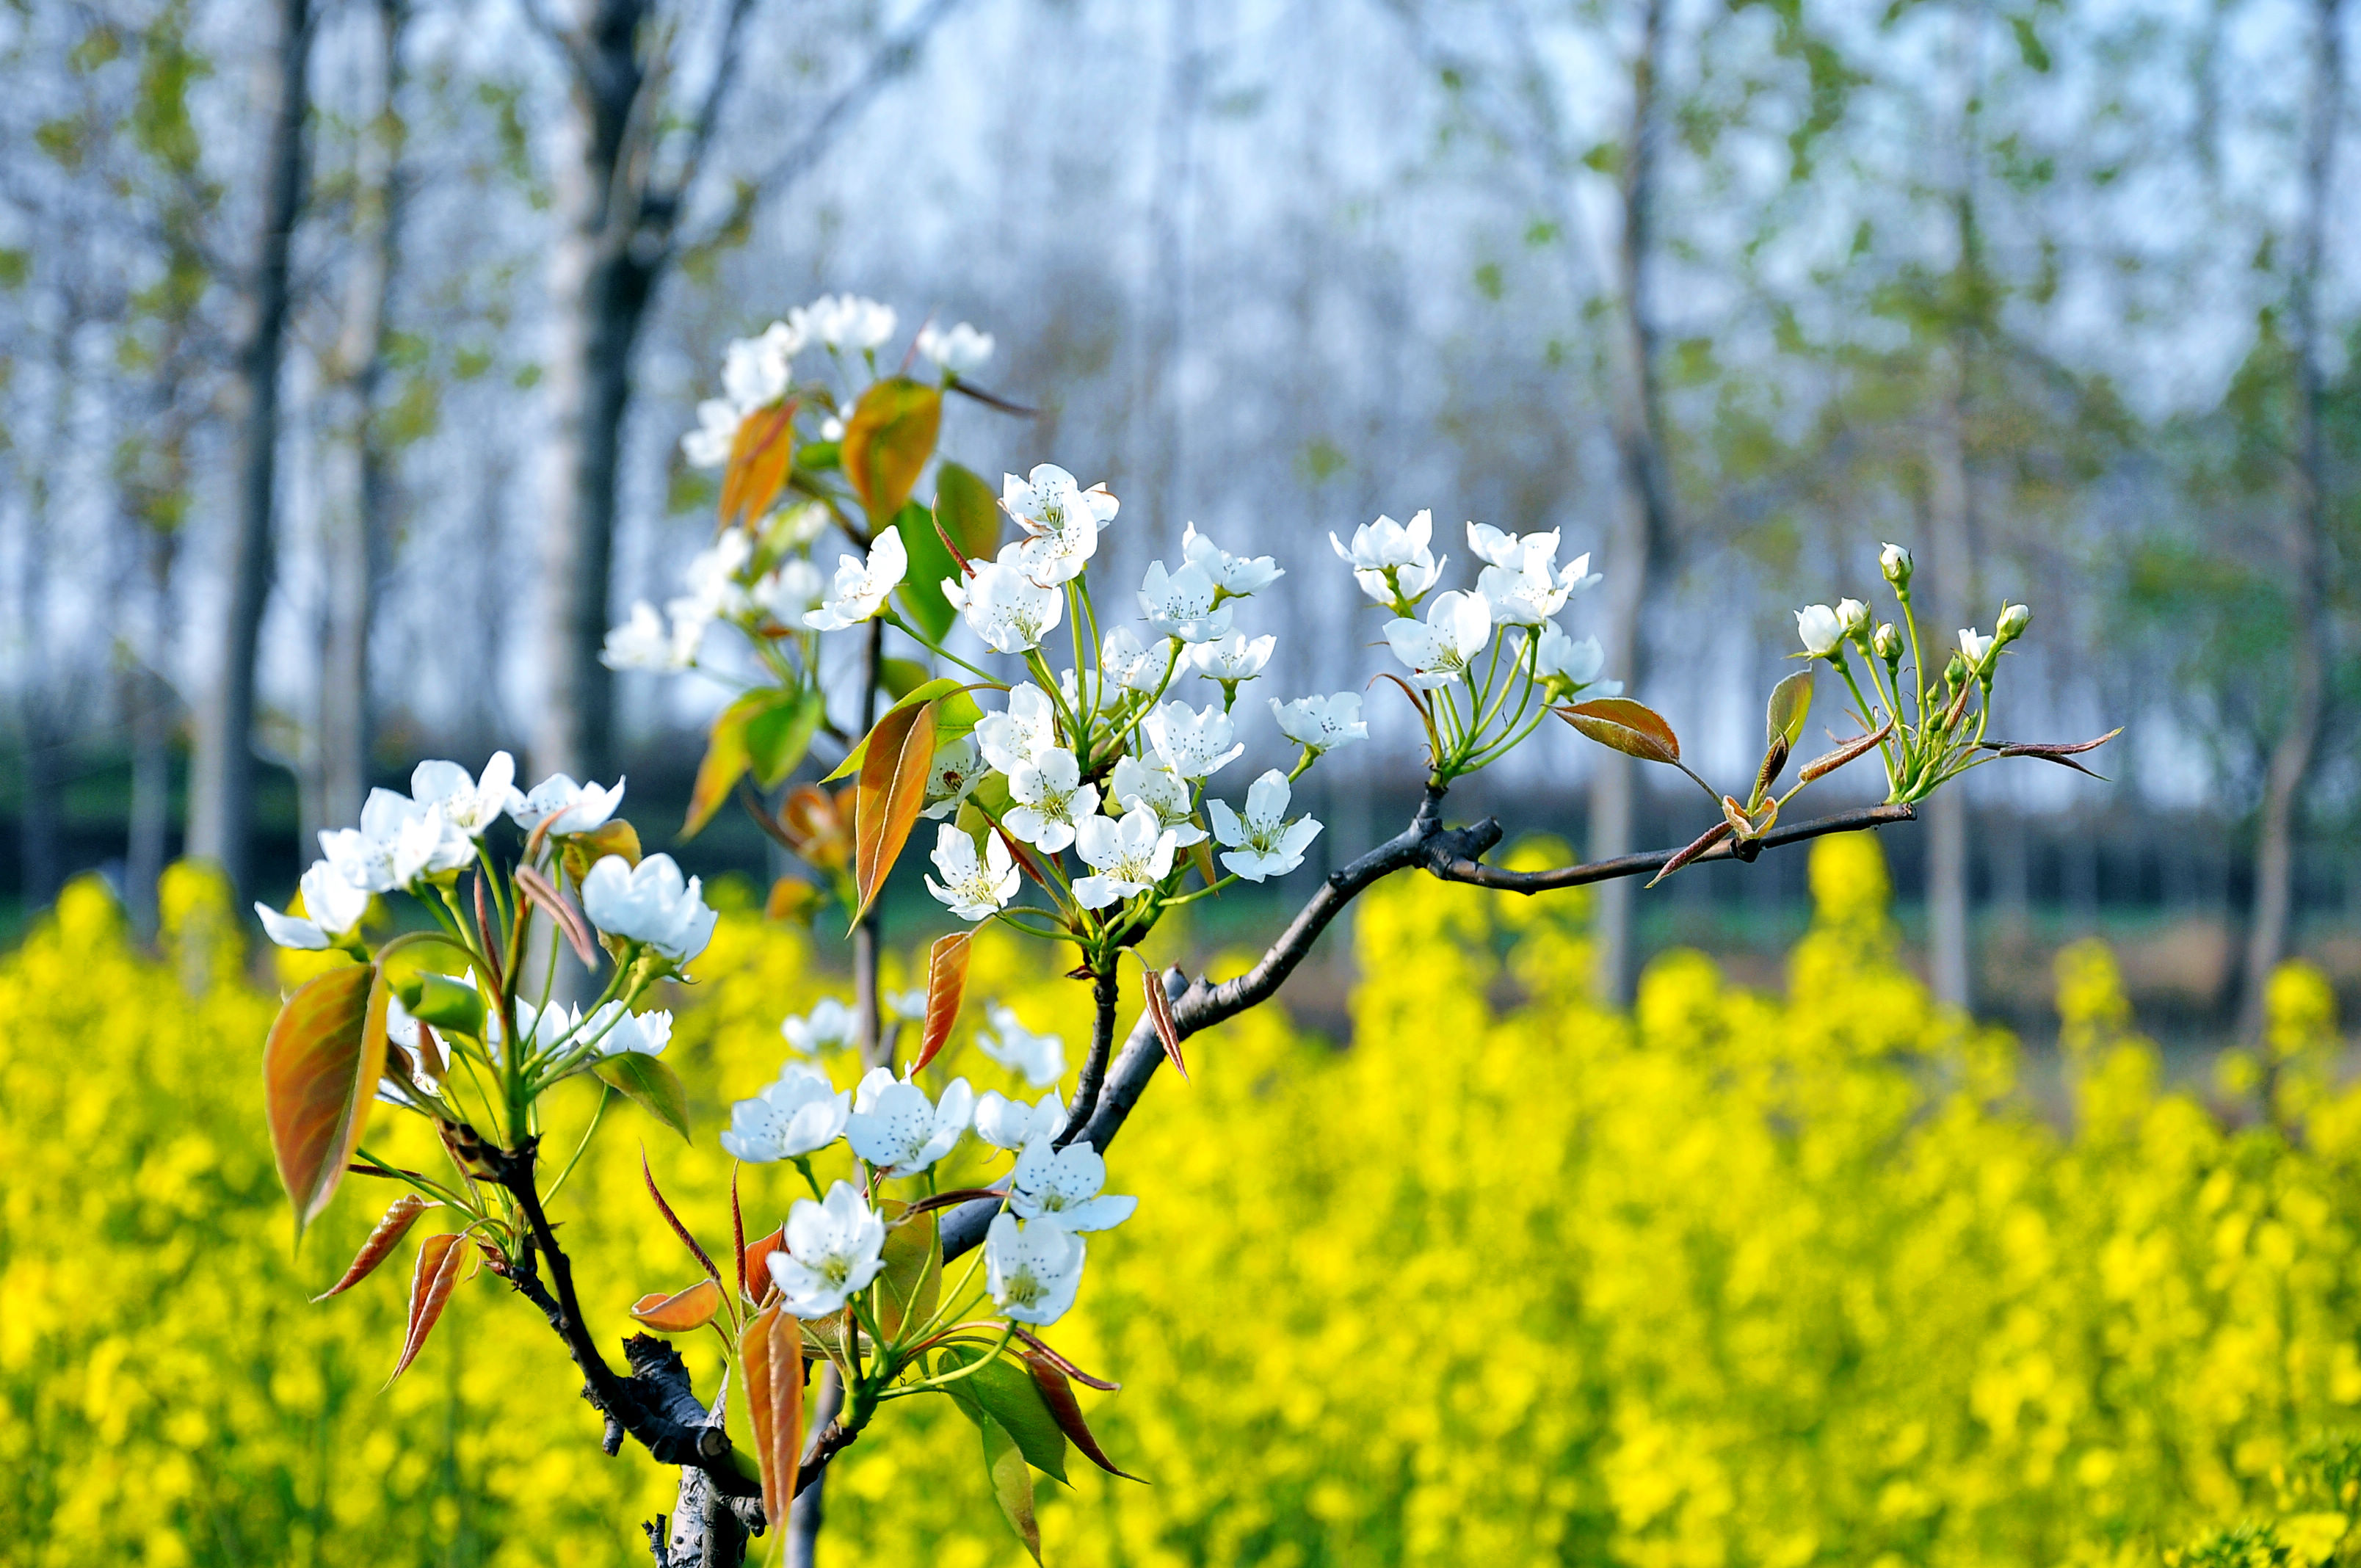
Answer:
[979, 1412, 1042, 1563]
[892, 498, 961, 644]
[879, 658, 934, 701]
[396, 973, 485, 1038]
[874, 1202, 942, 1340]
[942, 1345, 1070, 1483]
[594, 1053, 692, 1142]
[747, 687, 824, 789]
[934, 462, 1002, 559]
[822, 679, 986, 782]
[1765, 669, 1814, 750]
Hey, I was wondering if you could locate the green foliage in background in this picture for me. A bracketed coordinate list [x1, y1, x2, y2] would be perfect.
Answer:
[6, 841, 2361, 1566]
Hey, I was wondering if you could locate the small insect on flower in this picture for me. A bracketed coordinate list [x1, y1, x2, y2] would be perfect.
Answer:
[919, 735, 985, 821]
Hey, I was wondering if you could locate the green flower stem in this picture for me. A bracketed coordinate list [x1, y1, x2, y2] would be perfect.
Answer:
[352, 1146, 478, 1213]
[540, 1084, 612, 1203]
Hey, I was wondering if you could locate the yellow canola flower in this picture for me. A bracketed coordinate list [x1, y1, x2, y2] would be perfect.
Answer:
[5, 844, 2361, 1567]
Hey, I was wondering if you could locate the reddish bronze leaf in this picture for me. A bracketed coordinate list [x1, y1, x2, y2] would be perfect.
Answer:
[1645, 821, 1734, 889]
[1142, 965, 1187, 1083]
[1978, 726, 2123, 780]
[741, 1224, 786, 1307]
[1011, 1326, 1120, 1391]
[1799, 716, 1897, 785]
[642, 1150, 724, 1286]
[313, 1194, 435, 1301]
[741, 1302, 806, 1525]
[851, 699, 938, 928]
[1023, 1354, 1142, 1481]
[912, 931, 972, 1075]
[1557, 697, 1681, 766]
[263, 961, 382, 1233]
[388, 1232, 466, 1384]
[719, 401, 797, 529]
[838, 378, 941, 520]
[515, 864, 597, 969]
[629, 1277, 725, 1333]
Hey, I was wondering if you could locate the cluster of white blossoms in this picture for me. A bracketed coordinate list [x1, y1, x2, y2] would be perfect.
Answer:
[720, 1045, 1132, 1326]
[605, 295, 996, 677]
[256, 752, 712, 968]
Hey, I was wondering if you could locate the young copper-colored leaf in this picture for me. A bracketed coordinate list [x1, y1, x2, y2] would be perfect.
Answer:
[1979, 726, 2124, 780]
[683, 693, 757, 839]
[263, 961, 382, 1232]
[628, 1277, 724, 1333]
[731, 1165, 748, 1304]
[1143, 965, 1188, 1083]
[514, 864, 598, 970]
[642, 1150, 725, 1284]
[388, 1232, 466, 1384]
[764, 876, 822, 926]
[1556, 697, 1682, 766]
[1011, 1327, 1121, 1391]
[596, 1053, 692, 1142]
[741, 1224, 786, 1307]
[719, 402, 796, 529]
[902, 1187, 1011, 1219]
[1024, 1354, 1144, 1481]
[981, 1412, 1043, 1564]
[912, 930, 972, 1074]
[1799, 716, 1898, 785]
[313, 1194, 436, 1301]
[838, 377, 943, 520]
[822, 678, 983, 781]
[740, 1302, 806, 1526]
[1645, 820, 1734, 889]
[850, 698, 938, 929]
[1765, 669, 1815, 749]
[1720, 794, 1778, 842]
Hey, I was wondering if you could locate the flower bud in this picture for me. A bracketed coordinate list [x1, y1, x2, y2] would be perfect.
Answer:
[1879, 542, 1913, 587]
[1873, 623, 1902, 662]
[1944, 651, 1970, 688]
[1836, 598, 1870, 639]
[1996, 601, 2031, 642]
[1794, 604, 1845, 660]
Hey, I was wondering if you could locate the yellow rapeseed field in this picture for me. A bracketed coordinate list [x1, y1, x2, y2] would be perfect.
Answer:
[4, 836, 2359, 1567]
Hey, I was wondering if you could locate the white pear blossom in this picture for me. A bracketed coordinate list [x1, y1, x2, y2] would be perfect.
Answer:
[917, 320, 994, 376]
[1004, 748, 1098, 854]
[984, 1212, 1086, 1326]
[926, 824, 1020, 921]
[681, 399, 741, 468]
[769, 1181, 888, 1318]
[1330, 509, 1446, 606]
[1383, 590, 1493, 689]
[1269, 692, 1368, 755]
[884, 989, 928, 1021]
[1180, 522, 1283, 595]
[1959, 626, 1995, 672]
[973, 683, 1059, 773]
[1186, 631, 1275, 683]
[1137, 558, 1233, 644]
[920, 734, 985, 820]
[720, 327, 794, 413]
[670, 531, 755, 631]
[1143, 700, 1244, 779]
[1465, 521, 1542, 568]
[1071, 805, 1178, 909]
[1535, 624, 1617, 698]
[805, 526, 908, 631]
[255, 859, 374, 950]
[584, 1001, 672, 1056]
[580, 853, 718, 963]
[752, 558, 826, 627]
[1836, 598, 1871, 638]
[410, 752, 521, 838]
[1208, 769, 1323, 882]
[319, 788, 471, 893]
[1099, 628, 1168, 693]
[943, 543, 1065, 653]
[782, 997, 858, 1056]
[1795, 604, 1845, 658]
[1997, 601, 2031, 640]
[509, 773, 625, 836]
[1476, 534, 1600, 626]
[1010, 1139, 1137, 1233]
[1880, 542, 1914, 585]
[846, 1067, 974, 1177]
[1002, 465, 1118, 585]
[1108, 755, 1207, 847]
[976, 1004, 1066, 1088]
[602, 601, 701, 672]
[721, 1064, 850, 1163]
[974, 1089, 1067, 1150]
[797, 294, 897, 353]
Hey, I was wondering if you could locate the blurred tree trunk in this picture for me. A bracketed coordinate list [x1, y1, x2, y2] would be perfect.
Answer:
[188, 0, 312, 900]
[1590, 0, 1676, 1008]
[318, 0, 409, 832]
[2240, 0, 2344, 1039]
